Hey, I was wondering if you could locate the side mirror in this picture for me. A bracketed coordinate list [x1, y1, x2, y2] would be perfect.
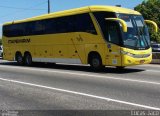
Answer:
[105, 18, 127, 32]
[144, 20, 158, 33]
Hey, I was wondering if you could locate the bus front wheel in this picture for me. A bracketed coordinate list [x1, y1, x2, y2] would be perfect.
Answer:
[24, 53, 32, 66]
[89, 54, 104, 71]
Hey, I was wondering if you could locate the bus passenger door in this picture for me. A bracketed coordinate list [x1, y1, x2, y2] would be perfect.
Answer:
[106, 21, 122, 66]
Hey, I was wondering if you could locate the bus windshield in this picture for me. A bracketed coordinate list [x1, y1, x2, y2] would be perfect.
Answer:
[117, 14, 150, 50]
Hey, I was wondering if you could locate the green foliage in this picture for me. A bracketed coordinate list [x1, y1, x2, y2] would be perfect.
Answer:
[0, 38, 2, 45]
[150, 31, 160, 43]
[134, 0, 160, 42]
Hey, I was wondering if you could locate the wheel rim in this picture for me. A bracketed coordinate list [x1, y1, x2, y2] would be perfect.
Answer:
[17, 55, 23, 63]
[92, 58, 100, 68]
[26, 55, 32, 65]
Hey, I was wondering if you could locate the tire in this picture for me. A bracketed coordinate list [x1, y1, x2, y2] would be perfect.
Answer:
[16, 53, 23, 65]
[24, 53, 32, 66]
[89, 54, 104, 71]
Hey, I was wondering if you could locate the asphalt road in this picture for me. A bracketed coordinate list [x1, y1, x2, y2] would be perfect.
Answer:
[0, 59, 160, 114]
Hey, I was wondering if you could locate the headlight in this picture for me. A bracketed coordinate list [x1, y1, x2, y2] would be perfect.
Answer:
[121, 50, 151, 58]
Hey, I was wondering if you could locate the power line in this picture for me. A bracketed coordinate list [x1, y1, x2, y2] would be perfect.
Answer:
[0, 5, 46, 10]
[0, 1, 47, 20]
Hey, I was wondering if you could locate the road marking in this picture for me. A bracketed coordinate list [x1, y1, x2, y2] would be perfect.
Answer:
[146, 69, 160, 73]
[137, 64, 160, 68]
[0, 77, 159, 110]
[0, 65, 160, 85]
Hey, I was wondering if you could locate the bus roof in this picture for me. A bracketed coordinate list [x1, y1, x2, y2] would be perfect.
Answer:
[4, 5, 141, 25]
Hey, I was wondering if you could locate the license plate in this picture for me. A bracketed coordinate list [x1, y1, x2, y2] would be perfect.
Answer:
[140, 60, 145, 64]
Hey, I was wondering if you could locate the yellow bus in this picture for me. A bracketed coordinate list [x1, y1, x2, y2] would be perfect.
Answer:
[2, 5, 158, 70]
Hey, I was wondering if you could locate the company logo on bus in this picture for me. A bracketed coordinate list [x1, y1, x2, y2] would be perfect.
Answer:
[8, 38, 30, 44]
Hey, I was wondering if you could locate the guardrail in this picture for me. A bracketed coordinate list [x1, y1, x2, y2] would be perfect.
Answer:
[152, 52, 160, 64]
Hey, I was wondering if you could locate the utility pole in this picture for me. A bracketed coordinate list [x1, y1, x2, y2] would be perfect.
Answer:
[48, 0, 50, 14]
[116, 5, 121, 7]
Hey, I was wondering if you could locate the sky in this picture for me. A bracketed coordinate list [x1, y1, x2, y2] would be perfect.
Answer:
[0, 0, 144, 36]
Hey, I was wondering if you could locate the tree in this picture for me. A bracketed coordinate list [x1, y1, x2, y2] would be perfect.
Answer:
[0, 38, 2, 45]
[134, 0, 160, 43]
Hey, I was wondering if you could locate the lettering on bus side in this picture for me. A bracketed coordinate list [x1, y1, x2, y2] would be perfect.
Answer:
[8, 38, 31, 44]
[76, 35, 83, 42]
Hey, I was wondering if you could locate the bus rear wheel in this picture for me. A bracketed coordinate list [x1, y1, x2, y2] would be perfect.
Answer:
[24, 53, 32, 66]
[16, 53, 23, 65]
[89, 54, 104, 71]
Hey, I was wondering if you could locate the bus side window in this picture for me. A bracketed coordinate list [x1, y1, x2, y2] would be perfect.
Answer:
[44, 19, 57, 34]
[76, 13, 97, 35]
[3, 23, 25, 37]
[25, 22, 36, 36]
[34, 21, 45, 34]
[93, 12, 116, 40]
[65, 16, 76, 32]
[107, 21, 121, 45]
